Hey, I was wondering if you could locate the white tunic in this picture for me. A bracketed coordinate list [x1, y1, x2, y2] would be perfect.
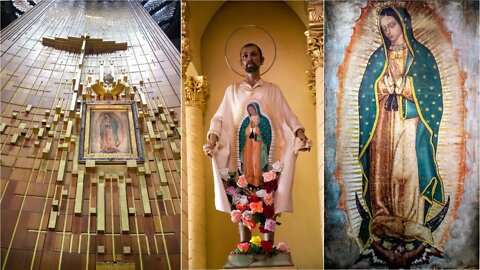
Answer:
[208, 79, 306, 214]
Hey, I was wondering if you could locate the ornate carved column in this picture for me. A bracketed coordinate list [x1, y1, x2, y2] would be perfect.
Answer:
[305, 0, 324, 264]
[184, 75, 209, 269]
[180, 2, 200, 268]
[305, 1, 324, 105]
[181, 2, 191, 78]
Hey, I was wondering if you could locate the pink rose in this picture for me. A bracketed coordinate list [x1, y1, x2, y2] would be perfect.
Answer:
[262, 171, 277, 182]
[242, 218, 255, 230]
[276, 241, 290, 252]
[249, 201, 264, 214]
[237, 175, 248, 188]
[264, 219, 276, 232]
[237, 242, 250, 252]
[263, 192, 274, 206]
[230, 210, 242, 223]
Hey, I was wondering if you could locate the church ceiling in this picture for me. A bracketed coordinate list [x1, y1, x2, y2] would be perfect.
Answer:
[1, 0, 180, 50]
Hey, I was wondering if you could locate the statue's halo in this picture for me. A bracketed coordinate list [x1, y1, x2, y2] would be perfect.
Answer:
[224, 25, 277, 77]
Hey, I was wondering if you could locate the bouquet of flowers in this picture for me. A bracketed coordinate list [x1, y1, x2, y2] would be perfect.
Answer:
[233, 236, 290, 255]
[220, 161, 288, 254]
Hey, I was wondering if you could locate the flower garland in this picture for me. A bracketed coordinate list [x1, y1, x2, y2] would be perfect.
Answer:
[220, 161, 287, 254]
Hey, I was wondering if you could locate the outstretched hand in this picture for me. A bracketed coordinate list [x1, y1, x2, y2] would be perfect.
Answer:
[203, 134, 219, 157]
[295, 129, 311, 152]
[203, 142, 214, 157]
[296, 129, 308, 142]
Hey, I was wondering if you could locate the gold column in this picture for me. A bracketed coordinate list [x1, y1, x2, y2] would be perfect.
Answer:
[306, 0, 324, 265]
[305, 2, 324, 105]
[180, 2, 192, 268]
[184, 75, 209, 269]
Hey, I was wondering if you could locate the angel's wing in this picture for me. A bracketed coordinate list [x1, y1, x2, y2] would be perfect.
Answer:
[91, 83, 106, 96]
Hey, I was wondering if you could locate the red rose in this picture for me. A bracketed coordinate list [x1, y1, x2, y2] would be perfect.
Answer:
[264, 180, 278, 193]
[259, 225, 268, 234]
[236, 204, 248, 212]
[263, 205, 275, 218]
[260, 240, 273, 253]
[249, 195, 260, 203]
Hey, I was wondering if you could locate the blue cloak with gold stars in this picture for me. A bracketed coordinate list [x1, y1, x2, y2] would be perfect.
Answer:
[357, 6, 444, 246]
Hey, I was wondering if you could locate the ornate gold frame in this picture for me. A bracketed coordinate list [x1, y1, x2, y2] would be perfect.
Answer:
[79, 101, 143, 163]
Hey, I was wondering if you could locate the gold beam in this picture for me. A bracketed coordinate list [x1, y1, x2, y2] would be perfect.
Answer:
[147, 121, 156, 141]
[9, 134, 19, 145]
[139, 175, 152, 216]
[42, 141, 52, 158]
[118, 178, 129, 233]
[69, 93, 77, 119]
[96, 177, 105, 233]
[57, 152, 68, 183]
[48, 209, 58, 231]
[160, 186, 171, 200]
[74, 171, 85, 216]
[169, 139, 180, 160]
[65, 121, 73, 142]
[156, 158, 168, 185]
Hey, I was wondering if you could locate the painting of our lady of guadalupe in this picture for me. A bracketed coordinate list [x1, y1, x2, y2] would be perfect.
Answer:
[90, 111, 130, 154]
[325, 1, 478, 269]
[239, 102, 272, 187]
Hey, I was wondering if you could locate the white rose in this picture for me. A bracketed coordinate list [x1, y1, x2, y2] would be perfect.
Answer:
[233, 195, 248, 205]
[272, 161, 284, 173]
[256, 189, 267, 198]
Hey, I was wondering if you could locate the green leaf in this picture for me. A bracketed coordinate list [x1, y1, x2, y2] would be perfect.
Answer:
[252, 213, 266, 224]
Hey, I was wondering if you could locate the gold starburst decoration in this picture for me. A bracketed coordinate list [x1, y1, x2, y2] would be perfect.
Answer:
[373, 0, 407, 14]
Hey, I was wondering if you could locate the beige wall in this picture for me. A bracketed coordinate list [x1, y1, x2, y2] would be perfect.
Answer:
[195, 1, 322, 268]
